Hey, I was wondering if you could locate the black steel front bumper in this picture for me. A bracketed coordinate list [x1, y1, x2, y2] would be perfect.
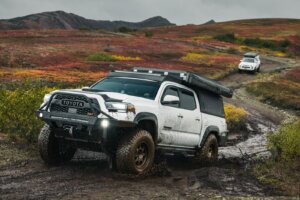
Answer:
[36, 109, 136, 146]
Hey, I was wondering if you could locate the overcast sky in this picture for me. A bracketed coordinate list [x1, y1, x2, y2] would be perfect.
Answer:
[1, 0, 300, 25]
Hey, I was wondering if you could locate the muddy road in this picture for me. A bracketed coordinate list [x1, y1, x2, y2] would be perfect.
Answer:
[0, 56, 298, 200]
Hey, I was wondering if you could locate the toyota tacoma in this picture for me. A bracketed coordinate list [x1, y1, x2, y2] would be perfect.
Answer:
[37, 68, 233, 174]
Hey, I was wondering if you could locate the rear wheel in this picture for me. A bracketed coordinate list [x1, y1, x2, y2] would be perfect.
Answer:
[38, 124, 76, 165]
[196, 134, 218, 162]
[116, 129, 155, 174]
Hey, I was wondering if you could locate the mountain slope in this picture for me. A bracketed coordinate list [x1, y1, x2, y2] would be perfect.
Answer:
[0, 11, 175, 30]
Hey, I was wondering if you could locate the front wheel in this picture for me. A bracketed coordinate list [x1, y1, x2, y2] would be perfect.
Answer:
[38, 124, 76, 165]
[256, 66, 260, 72]
[196, 134, 218, 162]
[116, 129, 155, 174]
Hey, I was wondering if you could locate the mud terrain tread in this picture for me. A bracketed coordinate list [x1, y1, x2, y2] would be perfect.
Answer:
[116, 129, 154, 174]
[196, 134, 218, 162]
[38, 124, 60, 165]
[38, 124, 76, 165]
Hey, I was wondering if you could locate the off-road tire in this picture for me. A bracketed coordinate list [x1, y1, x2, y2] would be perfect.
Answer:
[257, 66, 260, 72]
[38, 124, 76, 165]
[116, 129, 155, 174]
[196, 134, 218, 163]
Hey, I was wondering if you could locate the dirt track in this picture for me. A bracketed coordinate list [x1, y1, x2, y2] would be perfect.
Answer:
[0, 56, 298, 200]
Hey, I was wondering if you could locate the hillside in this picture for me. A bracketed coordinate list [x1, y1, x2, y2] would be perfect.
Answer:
[0, 17, 299, 198]
[0, 11, 175, 30]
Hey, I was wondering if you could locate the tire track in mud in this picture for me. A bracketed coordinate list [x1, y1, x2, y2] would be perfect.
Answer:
[0, 56, 298, 200]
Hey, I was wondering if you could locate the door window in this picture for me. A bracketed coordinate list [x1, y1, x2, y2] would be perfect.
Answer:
[161, 87, 180, 108]
[179, 89, 196, 110]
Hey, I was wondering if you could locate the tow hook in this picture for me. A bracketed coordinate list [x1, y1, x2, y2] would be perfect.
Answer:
[63, 125, 74, 136]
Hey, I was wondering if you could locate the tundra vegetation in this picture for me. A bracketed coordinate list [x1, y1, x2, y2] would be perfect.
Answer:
[0, 80, 57, 143]
[254, 120, 300, 195]
[0, 18, 299, 196]
[246, 66, 300, 114]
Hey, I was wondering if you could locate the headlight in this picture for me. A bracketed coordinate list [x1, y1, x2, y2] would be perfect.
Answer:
[105, 102, 135, 113]
[43, 94, 51, 104]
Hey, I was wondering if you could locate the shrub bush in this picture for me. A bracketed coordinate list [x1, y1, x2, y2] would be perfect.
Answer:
[145, 31, 153, 38]
[224, 103, 248, 131]
[111, 55, 142, 61]
[118, 26, 133, 33]
[254, 120, 300, 195]
[214, 33, 290, 52]
[86, 52, 117, 62]
[268, 120, 300, 161]
[0, 80, 57, 143]
[213, 33, 236, 43]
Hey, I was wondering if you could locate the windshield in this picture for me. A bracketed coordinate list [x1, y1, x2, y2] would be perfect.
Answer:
[91, 77, 160, 100]
[242, 58, 255, 63]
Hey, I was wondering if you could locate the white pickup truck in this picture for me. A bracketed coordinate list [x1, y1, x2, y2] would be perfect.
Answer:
[37, 68, 233, 174]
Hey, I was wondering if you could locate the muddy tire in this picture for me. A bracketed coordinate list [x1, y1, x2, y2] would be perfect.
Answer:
[38, 124, 76, 165]
[116, 129, 155, 174]
[257, 66, 260, 72]
[196, 134, 218, 162]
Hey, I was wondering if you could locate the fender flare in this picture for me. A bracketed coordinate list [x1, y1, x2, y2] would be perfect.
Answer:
[200, 126, 220, 147]
[134, 112, 158, 142]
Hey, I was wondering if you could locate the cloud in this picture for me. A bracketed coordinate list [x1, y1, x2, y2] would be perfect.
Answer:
[0, 0, 299, 25]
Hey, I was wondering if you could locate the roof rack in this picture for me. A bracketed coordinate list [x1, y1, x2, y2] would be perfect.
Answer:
[133, 67, 233, 98]
[244, 52, 258, 58]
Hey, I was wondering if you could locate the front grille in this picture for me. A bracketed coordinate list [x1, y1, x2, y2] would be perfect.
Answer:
[49, 94, 100, 116]
[55, 94, 89, 102]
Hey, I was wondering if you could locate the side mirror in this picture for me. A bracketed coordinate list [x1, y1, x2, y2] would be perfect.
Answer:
[162, 95, 180, 105]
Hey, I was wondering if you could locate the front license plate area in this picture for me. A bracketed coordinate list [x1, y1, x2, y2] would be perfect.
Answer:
[68, 108, 77, 114]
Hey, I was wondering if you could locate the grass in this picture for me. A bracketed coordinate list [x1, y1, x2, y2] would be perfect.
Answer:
[86, 52, 117, 62]
[214, 33, 291, 52]
[254, 120, 300, 196]
[246, 67, 300, 114]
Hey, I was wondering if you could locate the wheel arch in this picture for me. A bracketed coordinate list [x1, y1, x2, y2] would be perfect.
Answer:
[200, 126, 220, 147]
[134, 112, 158, 144]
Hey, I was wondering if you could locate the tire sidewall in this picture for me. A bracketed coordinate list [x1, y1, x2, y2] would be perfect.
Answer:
[129, 133, 154, 173]
[198, 134, 218, 162]
[116, 129, 155, 174]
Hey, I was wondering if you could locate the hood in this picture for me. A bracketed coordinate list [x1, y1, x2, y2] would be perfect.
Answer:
[240, 61, 256, 66]
[97, 92, 154, 104]
[52, 89, 155, 104]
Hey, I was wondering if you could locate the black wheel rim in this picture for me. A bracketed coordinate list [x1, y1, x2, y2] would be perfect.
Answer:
[134, 142, 149, 169]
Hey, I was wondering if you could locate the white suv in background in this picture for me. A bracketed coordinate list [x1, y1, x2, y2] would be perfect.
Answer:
[238, 52, 261, 73]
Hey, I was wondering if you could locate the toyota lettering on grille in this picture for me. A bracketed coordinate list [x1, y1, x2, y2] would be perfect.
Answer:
[61, 100, 84, 108]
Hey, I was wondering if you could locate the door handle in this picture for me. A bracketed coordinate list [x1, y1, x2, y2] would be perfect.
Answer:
[177, 114, 183, 118]
[195, 118, 200, 122]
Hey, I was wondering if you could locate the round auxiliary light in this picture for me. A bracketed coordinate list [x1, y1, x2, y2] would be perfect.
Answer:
[101, 119, 109, 128]
[39, 113, 43, 118]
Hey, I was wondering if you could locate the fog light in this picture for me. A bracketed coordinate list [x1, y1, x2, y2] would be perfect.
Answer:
[39, 113, 43, 118]
[101, 119, 109, 128]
